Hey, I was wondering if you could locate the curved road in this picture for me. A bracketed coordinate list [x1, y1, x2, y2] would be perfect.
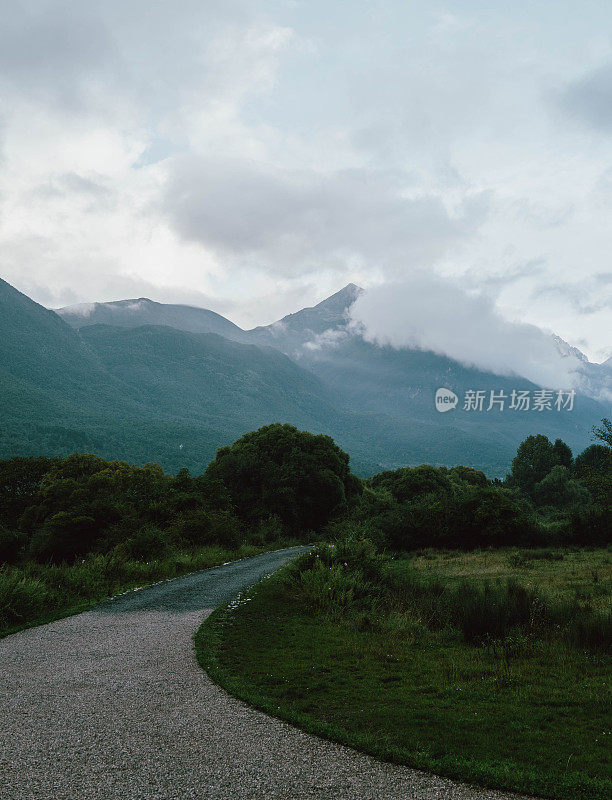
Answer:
[0, 548, 530, 800]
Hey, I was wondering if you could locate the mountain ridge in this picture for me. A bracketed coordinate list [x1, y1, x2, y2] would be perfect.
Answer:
[1, 278, 608, 476]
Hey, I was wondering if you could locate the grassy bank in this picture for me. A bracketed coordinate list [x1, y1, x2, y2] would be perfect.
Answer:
[0, 542, 284, 639]
[196, 545, 611, 800]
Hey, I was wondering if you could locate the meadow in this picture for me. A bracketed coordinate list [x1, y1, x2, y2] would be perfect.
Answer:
[197, 544, 612, 800]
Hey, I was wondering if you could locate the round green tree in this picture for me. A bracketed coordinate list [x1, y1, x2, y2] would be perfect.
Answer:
[204, 424, 360, 535]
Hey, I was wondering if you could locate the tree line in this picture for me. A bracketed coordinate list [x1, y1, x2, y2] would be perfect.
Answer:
[0, 420, 610, 566]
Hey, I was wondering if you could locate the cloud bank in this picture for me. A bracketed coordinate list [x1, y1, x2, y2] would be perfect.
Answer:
[162, 156, 487, 277]
[0, 2, 611, 354]
[349, 278, 583, 389]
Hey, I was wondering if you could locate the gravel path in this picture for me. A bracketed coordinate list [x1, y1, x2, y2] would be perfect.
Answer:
[0, 547, 533, 800]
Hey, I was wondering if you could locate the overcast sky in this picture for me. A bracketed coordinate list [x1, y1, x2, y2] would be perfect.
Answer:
[1, 1, 611, 361]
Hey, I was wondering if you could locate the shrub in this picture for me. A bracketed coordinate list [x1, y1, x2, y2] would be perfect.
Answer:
[452, 580, 537, 644]
[169, 509, 218, 546]
[369, 465, 452, 503]
[570, 611, 612, 652]
[205, 424, 360, 535]
[251, 514, 284, 546]
[287, 539, 386, 617]
[0, 527, 24, 563]
[206, 511, 243, 549]
[28, 512, 98, 563]
[510, 435, 573, 496]
[0, 570, 49, 626]
[533, 466, 590, 508]
[448, 465, 488, 487]
[121, 527, 170, 561]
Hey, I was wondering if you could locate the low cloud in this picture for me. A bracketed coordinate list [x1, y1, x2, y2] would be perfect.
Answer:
[531, 274, 612, 315]
[0, 3, 114, 112]
[304, 327, 350, 352]
[349, 277, 583, 389]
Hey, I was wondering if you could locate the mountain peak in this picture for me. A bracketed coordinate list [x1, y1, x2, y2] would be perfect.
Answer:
[551, 334, 589, 363]
[314, 283, 363, 311]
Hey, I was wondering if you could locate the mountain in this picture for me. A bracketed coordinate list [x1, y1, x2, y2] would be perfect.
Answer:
[0, 278, 136, 418]
[551, 334, 612, 404]
[249, 283, 610, 466]
[57, 297, 246, 341]
[57, 286, 365, 355]
[248, 283, 363, 355]
[2, 281, 359, 472]
[2, 278, 609, 476]
[80, 324, 342, 430]
[552, 334, 589, 363]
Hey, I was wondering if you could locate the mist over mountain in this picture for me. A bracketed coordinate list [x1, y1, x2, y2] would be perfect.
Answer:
[57, 297, 247, 342]
[245, 280, 612, 406]
[248, 284, 364, 355]
[3, 278, 609, 476]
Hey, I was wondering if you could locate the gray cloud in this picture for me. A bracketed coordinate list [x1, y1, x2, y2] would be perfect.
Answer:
[558, 62, 612, 130]
[0, 3, 114, 110]
[163, 155, 489, 277]
[531, 274, 612, 315]
[463, 259, 547, 296]
[32, 172, 114, 203]
[0, 1, 610, 363]
[350, 277, 583, 389]
[14, 270, 224, 316]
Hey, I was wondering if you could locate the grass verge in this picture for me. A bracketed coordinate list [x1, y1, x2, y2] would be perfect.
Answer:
[195, 546, 611, 800]
[0, 541, 293, 640]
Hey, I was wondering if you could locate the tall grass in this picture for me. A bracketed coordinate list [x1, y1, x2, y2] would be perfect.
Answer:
[0, 542, 268, 637]
[289, 540, 612, 653]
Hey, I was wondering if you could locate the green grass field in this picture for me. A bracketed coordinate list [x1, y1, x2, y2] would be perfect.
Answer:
[403, 548, 611, 609]
[197, 546, 611, 800]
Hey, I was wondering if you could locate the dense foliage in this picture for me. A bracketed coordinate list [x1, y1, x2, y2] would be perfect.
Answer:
[1, 420, 610, 568]
[0, 419, 610, 637]
[327, 423, 611, 550]
[205, 424, 361, 534]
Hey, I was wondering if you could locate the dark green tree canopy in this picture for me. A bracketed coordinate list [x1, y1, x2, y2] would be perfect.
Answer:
[592, 418, 612, 448]
[533, 465, 589, 508]
[368, 465, 453, 503]
[574, 444, 612, 477]
[510, 435, 573, 495]
[205, 423, 360, 534]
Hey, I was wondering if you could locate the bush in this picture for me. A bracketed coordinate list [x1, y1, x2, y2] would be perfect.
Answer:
[286, 539, 386, 617]
[0, 527, 24, 563]
[169, 509, 218, 546]
[121, 527, 170, 561]
[448, 465, 488, 487]
[533, 466, 590, 508]
[205, 424, 361, 535]
[452, 580, 537, 644]
[365, 483, 541, 551]
[28, 512, 98, 563]
[567, 504, 611, 546]
[0, 570, 49, 627]
[369, 465, 452, 503]
[251, 515, 284, 546]
[510, 435, 573, 496]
